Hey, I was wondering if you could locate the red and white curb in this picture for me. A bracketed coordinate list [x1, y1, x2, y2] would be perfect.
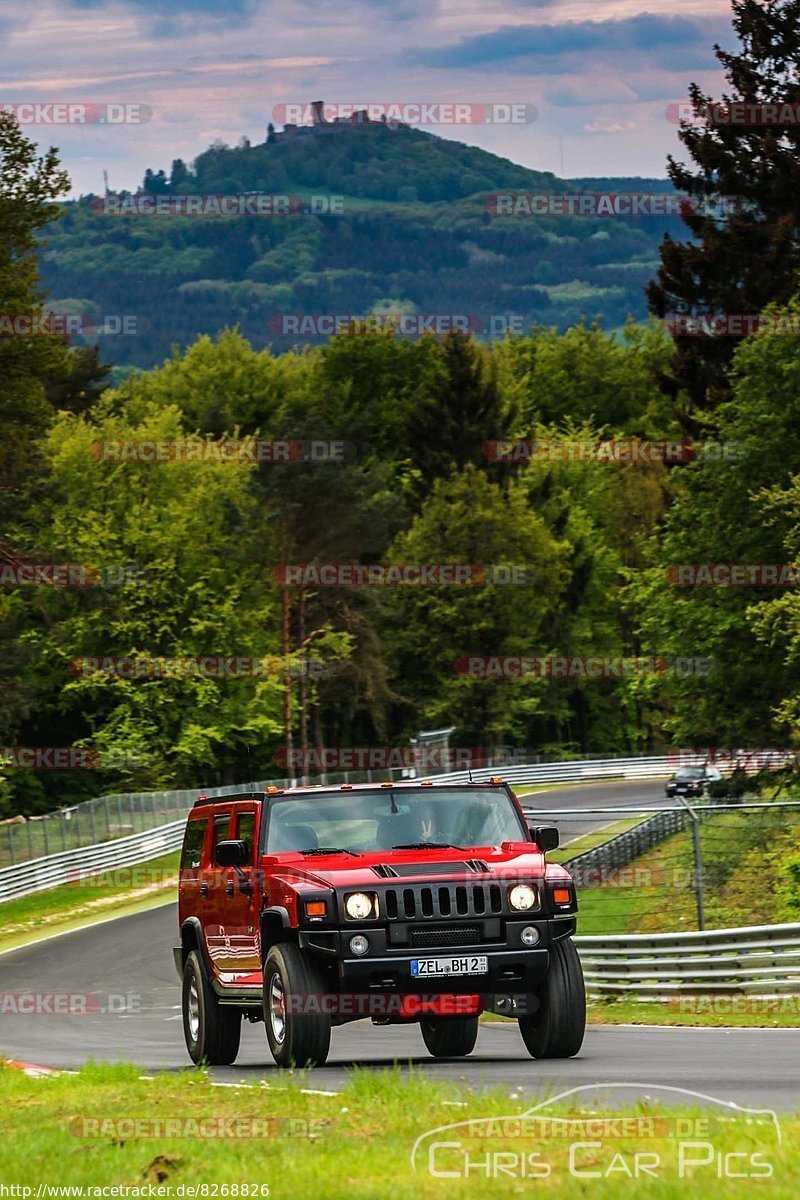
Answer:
[2, 1058, 62, 1077]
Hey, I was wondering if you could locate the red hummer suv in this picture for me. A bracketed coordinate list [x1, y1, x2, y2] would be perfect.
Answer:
[174, 779, 584, 1067]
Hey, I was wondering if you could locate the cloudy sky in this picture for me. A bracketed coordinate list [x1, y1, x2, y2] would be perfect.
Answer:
[1, 0, 736, 195]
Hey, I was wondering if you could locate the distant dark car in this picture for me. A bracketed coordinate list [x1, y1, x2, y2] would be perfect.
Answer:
[665, 765, 722, 798]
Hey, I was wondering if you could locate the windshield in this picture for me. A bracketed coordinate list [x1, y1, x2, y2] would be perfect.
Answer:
[675, 768, 704, 779]
[262, 786, 528, 854]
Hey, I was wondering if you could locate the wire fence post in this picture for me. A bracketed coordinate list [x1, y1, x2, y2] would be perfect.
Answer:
[677, 796, 705, 931]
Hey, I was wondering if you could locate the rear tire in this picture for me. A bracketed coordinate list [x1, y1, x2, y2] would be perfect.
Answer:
[263, 943, 332, 1067]
[182, 950, 241, 1066]
[519, 936, 585, 1058]
[420, 1015, 479, 1058]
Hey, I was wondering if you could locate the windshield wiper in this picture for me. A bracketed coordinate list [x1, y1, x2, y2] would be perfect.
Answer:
[391, 842, 464, 851]
[299, 846, 362, 856]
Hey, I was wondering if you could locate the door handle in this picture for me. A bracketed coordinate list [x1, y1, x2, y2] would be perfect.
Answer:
[200, 881, 209, 897]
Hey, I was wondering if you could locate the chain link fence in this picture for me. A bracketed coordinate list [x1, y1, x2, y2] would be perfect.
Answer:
[523, 798, 800, 935]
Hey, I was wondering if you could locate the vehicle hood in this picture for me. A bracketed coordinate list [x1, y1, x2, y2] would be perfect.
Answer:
[265, 842, 548, 889]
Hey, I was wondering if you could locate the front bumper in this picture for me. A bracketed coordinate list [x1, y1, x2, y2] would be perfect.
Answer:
[299, 915, 575, 996]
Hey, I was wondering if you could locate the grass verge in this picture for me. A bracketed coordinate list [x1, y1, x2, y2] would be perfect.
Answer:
[585, 996, 800, 1028]
[480, 996, 800, 1028]
[1, 1062, 797, 1197]
[0, 852, 178, 954]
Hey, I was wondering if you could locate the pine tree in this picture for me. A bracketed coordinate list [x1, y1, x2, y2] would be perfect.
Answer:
[406, 332, 510, 501]
[0, 113, 69, 524]
[647, 0, 800, 425]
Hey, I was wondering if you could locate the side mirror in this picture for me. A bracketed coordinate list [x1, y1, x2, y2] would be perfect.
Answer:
[216, 839, 249, 867]
[529, 825, 559, 852]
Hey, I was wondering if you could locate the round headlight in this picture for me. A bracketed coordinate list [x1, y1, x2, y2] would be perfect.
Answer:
[521, 925, 540, 946]
[345, 892, 374, 920]
[509, 884, 537, 911]
[350, 935, 369, 956]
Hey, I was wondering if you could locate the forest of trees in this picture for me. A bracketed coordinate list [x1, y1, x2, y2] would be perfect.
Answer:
[3, 0, 800, 817]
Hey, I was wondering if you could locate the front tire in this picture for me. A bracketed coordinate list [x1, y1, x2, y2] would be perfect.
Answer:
[182, 950, 241, 1066]
[263, 943, 332, 1067]
[420, 1015, 479, 1058]
[518, 936, 585, 1058]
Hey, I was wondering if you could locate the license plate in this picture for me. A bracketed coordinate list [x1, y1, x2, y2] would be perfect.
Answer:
[410, 955, 488, 977]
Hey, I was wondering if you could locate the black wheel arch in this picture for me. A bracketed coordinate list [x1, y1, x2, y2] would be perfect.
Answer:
[260, 906, 296, 963]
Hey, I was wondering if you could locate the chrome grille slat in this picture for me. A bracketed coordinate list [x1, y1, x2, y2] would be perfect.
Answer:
[382, 882, 505, 920]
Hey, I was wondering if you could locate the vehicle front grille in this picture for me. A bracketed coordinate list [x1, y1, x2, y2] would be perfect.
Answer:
[383, 883, 505, 921]
[410, 925, 481, 948]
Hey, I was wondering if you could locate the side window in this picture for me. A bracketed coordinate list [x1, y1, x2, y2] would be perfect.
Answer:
[236, 812, 256, 861]
[210, 811, 232, 863]
[180, 818, 207, 870]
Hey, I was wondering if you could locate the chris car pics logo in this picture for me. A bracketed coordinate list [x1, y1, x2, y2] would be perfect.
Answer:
[410, 1085, 781, 1181]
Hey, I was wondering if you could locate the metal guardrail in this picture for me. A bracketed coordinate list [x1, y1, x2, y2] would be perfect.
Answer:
[0, 820, 186, 903]
[431, 755, 676, 786]
[558, 808, 689, 883]
[575, 922, 800, 996]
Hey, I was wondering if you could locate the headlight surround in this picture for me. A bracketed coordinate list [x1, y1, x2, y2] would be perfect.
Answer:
[345, 891, 377, 920]
[509, 883, 538, 911]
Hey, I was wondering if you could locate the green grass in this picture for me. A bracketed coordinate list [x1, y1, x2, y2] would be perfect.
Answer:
[481, 996, 800, 1028]
[1, 1062, 797, 1197]
[586, 996, 800, 1028]
[0, 851, 178, 953]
